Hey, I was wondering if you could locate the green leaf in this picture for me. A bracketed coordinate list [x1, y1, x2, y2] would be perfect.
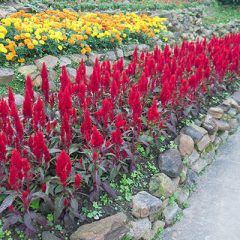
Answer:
[30, 199, 40, 210]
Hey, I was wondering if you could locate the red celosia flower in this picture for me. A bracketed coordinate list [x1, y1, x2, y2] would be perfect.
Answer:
[41, 63, 50, 102]
[90, 126, 104, 148]
[58, 85, 72, 117]
[76, 59, 86, 84]
[138, 71, 148, 96]
[80, 106, 93, 142]
[93, 151, 98, 170]
[64, 198, 69, 207]
[56, 150, 72, 187]
[60, 66, 71, 92]
[21, 190, 30, 209]
[22, 89, 32, 119]
[26, 75, 34, 101]
[111, 127, 123, 145]
[8, 87, 15, 107]
[148, 97, 160, 123]
[79, 157, 83, 168]
[74, 173, 82, 189]
[41, 183, 47, 193]
[28, 131, 51, 165]
[0, 132, 7, 162]
[60, 113, 72, 148]
[33, 97, 46, 131]
[115, 113, 126, 129]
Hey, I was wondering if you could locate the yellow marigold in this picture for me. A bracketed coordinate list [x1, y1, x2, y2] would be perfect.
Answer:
[32, 40, 38, 45]
[18, 58, 25, 63]
[81, 48, 87, 55]
[58, 45, 63, 50]
[39, 40, 45, 45]
[6, 52, 15, 61]
[18, 42, 25, 47]
[68, 39, 75, 44]
[27, 43, 34, 50]
[42, 36, 48, 41]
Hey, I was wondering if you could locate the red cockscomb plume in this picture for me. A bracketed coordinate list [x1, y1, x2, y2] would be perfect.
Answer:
[74, 173, 82, 189]
[111, 127, 123, 145]
[80, 106, 93, 142]
[41, 63, 50, 102]
[90, 126, 104, 148]
[148, 97, 160, 123]
[26, 75, 34, 101]
[22, 89, 32, 119]
[33, 97, 46, 131]
[56, 150, 72, 187]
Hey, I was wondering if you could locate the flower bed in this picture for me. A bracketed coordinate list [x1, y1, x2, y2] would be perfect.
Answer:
[0, 33, 239, 237]
[0, 10, 167, 63]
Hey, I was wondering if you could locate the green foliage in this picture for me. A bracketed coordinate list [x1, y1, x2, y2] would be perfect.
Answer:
[82, 202, 103, 220]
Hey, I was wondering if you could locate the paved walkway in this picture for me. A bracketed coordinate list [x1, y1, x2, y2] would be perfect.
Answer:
[163, 131, 240, 240]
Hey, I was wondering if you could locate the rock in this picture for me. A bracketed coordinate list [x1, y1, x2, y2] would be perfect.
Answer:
[219, 131, 229, 142]
[18, 65, 38, 79]
[42, 231, 60, 240]
[0, 68, 15, 85]
[207, 107, 224, 119]
[222, 98, 239, 109]
[231, 90, 240, 105]
[149, 173, 176, 198]
[59, 56, 72, 66]
[163, 202, 181, 226]
[35, 55, 59, 69]
[128, 218, 151, 240]
[48, 70, 58, 82]
[188, 149, 200, 166]
[214, 119, 231, 131]
[196, 134, 211, 152]
[176, 188, 189, 205]
[178, 134, 194, 157]
[185, 169, 198, 187]
[116, 48, 124, 58]
[69, 54, 87, 63]
[191, 154, 213, 174]
[181, 124, 208, 143]
[227, 108, 237, 118]
[132, 191, 162, 218]
[86, 66, 93, 78]
[158, 149, 183, 178]
[70, 212, 129, 240]
[0, 6, 16, 19]
[15, 94, 24, 106]
[33, 75, 42, 87]
[49, 81, 57, 91]
[229, 119, 238, 134]
[67, 67, 77, 82]
[143, 220, 165, 240]
[202, 115, 218, 135]
[105, 51, 117, 61]
[138, 44, 150, 52]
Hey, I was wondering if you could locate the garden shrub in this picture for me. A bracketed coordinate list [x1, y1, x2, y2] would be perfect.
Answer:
[0, 33, 239, 236]
[217, 0, 240, 4]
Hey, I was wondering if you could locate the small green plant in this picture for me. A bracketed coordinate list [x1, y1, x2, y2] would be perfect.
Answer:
[168, 192, 178, 206]
[147, 161, 159, 175]
[173, 211, 184, 223]
[100, 193, 113, 205]
[82, 202, 103, 220]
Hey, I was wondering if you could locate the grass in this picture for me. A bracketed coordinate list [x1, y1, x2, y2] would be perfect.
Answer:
[203, 2, 240, 24]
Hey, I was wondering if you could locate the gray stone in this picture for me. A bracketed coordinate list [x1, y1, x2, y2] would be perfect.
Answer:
[229, 119, 238, 134]
[178, 134, 194, 157]
[86, 66, 93, 78]
[70, 212, 128, 240]
[202, 115, 218, 135]
[176, 188, 190, 205]
[219, 131, 229, 143]
[59, 56, 72, 66]
[231, 90, 240, 105]
[181, 124, 208, 143]
[222, 98, 239, 109]
[0, 6, 16, 19]
[48, 70, 58, 82]
[207, 107, 224, 119]
[144, 220, 165, 240]
[132, 191, 162, 218]
[67, 67, 77, 82]
[128, 218, 152, 240]
[15, 94, 24, 106]
[42, 231, 60, 240]
[149, 173, 176, 198]
[163, 202, 181, 226]
[227, 108, 237, 118]
[185, 169, 198, 187]
[196, 134, 211, 152]
[106, 51, 117, 61]
[138, 44, 150, 51]
[35, 55, 59, 69]
[18, 65, 38, 79]
[0, 68, 14, 85]
[188, 149, 200, 166]
[116, 48, 124, 58]
[158, 149, 183, 178]
[191, 154, 213, 174]
[214, 119, 231, 131]
[33, 75, 42, 87]
[68, 54, 87, 63]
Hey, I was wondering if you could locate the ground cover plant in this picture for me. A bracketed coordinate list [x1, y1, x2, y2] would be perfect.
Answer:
[0, 33, 239, 237]
[0, 10, 167, 63]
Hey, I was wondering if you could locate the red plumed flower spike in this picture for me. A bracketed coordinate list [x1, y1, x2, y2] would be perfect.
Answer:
[111, 127, 123, 145]
[23, 89, 33, 119]
[41, 63, 50, 103]
[56, 150, 72, 187]
[8, 87, 15, 107]
[148, 97, 160, 123]
[26, 75, 34, 101]
[90, 126, 104, 148]
[74, 173, 82, 189]
[80, 106, 93, 142]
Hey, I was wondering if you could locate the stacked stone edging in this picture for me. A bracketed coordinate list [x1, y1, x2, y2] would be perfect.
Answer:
[70, 89, 240, 240]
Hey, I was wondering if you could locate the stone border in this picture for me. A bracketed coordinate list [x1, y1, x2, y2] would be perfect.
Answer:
[70, 89, 240, 240]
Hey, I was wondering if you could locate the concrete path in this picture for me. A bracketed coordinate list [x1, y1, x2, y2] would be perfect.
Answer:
[163, 131, 240, 240]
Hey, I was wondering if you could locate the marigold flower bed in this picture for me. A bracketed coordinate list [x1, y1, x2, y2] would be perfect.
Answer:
[0, 33, 239, 236]
[0, 9, 167, 63]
